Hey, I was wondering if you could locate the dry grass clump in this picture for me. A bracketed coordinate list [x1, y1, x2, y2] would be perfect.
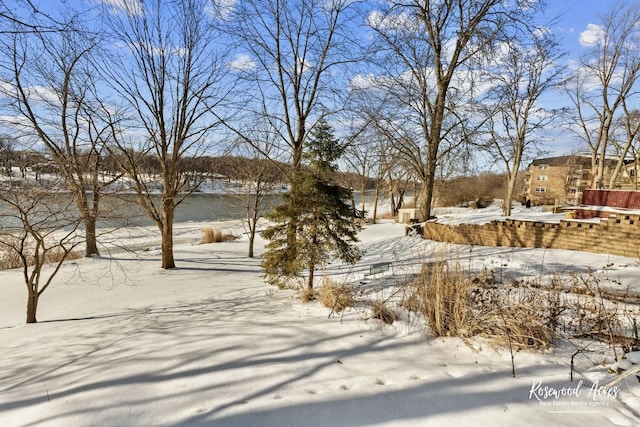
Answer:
[407, 260, 554, 349]
[300, 286, 317, 303]
[0, 243, 82, 271]
[477, 288, 554, 350]
[203, 228, 238, 244]
[399, 289, 420, 313]
[203, 227, 223, 243]
[46, 247, 82, 263]
[371, 300, 399, 324]
[0, 247, 22, 270]
[414, 261, 473, 337]
[318, 278, 355, 312]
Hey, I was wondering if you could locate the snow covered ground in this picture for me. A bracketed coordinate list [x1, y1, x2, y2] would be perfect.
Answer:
[1, 204, 640, 426]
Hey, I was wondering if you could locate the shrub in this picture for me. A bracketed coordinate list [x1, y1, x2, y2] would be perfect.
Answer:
[471, 195, 494, 209]
[0, 241, 82, 271]
[0, 245, 22, 270]
[371, 300, 399, 324]
[300, 287, 316, 303]
[409, 260, 553, 349]
[416, 261, 472, 337]
[318, 278, 355, 313]
[203, 227, 238, 243]
[478, 288, 553, 350]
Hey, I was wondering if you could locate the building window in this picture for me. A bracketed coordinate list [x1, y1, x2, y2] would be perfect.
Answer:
[537, 164, 549, 170]
[536, 175, 548, 181]
[535, 187, 546, 193]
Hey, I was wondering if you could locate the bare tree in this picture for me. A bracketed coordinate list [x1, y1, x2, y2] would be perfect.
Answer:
[0, 0, 69, 35]
[484, 30, 565, 215]
[608, 109, 640, 188]
[368, 137, 396, 223]
[219, 0, 362, 173]
[100, 0, 230, 269]
[363, 0, 540, 221]
[0, 135, 16, 176]
[0, 180, 83, 323]
[562, 3, 640, 189]
[219, 0, 361, 275]
[0, 8, 119, 257]
[226, 134, 284, 258]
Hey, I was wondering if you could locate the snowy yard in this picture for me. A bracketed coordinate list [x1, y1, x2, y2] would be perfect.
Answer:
[1, 204, 639, 426]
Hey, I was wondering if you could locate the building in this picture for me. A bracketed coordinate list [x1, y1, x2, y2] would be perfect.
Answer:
[522, 155, 632, 206]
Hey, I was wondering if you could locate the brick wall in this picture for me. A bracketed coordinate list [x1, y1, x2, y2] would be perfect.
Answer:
[422, 215, 640, 258]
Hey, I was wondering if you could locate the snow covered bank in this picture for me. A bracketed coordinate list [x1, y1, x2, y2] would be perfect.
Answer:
[0, 216, 639, 426]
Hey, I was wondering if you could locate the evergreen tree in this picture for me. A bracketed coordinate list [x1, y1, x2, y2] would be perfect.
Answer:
[261, 119, 362, 291]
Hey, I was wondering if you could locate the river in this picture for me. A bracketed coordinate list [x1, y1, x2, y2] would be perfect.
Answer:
[0, 191, 381, 230]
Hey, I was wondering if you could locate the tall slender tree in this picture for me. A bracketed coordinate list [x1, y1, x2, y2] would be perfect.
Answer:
[0, 6, 116, 257]
[100, 0, 230, 269]
[562, 3, 640, 189]
[363, 0, 542, 220]
[484, 30, 565, 215]
[219, 0, 361, 277]
[0, 179, 83, 323]
[261, 119, 362, 291]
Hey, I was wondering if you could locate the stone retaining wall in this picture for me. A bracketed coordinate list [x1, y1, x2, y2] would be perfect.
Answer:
[422, 214, 640, 258]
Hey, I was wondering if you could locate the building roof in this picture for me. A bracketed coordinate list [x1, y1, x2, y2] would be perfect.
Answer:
[529, 155, 590, 167]
[529, 155, 630, 168]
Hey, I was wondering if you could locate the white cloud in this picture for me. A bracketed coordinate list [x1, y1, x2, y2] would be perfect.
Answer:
[98, 0, 144, 16]
[206, 0, 238, 20]
[32, 85, 60, 104]
[579, 23, 605, 47]
[229, 53, 256, 71]
[367, 10, 419, 32]
[349, 73, 381, 91]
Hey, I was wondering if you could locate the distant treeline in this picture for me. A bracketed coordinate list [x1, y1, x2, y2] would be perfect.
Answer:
[0, 147, 377, 190]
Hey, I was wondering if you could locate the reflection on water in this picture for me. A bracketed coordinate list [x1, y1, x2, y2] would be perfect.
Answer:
[0, 191, 375, 229]
[97, 193, 284, 227]
[0, 193, 284, 229]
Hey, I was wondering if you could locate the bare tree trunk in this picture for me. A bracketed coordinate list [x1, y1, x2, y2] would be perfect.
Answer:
[161, 200, 175, 269]
[505, 174, 517, 216]
[421, 155, 437, 221]
[389, 191, 396, 216]
[307, 263, 315, 293]
[372, 180, 380, 224]
[248, 228, 255, 258]
[84, 216, 98, 257]
[248, 212, 258, 258]
[397, 189, 405, 212]
[26, 291, 38, 324]
[595, 149, 607, 189]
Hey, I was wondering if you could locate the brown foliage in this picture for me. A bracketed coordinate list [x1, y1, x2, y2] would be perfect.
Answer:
[202, 228, 238, 243]
[0, 243, 82, 271]
[318, 278, 356, 313]
[436, 172, 510, 207]
[371, 300, 399, 324]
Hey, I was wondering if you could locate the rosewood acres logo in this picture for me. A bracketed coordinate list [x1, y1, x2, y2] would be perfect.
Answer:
[528, 379, 619, 409]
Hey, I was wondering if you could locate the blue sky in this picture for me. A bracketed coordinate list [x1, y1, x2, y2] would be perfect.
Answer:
[54, 0, 616, 59]
[545, 0, 616, 53]
[19, 0, 627, 158]
[534, 1, 623, 155]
